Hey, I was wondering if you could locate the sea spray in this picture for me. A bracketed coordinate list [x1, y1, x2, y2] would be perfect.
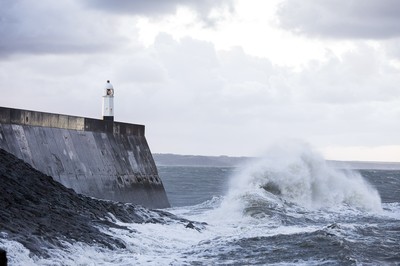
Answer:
[221, 141, 382, 216]
[1, 148, 399, 265]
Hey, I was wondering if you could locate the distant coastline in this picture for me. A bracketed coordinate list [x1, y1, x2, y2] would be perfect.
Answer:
[153, 153, 252, 167]
[153, 153, 400, 170]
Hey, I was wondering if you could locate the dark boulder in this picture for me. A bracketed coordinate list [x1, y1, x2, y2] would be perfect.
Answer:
[0, 248, 7, 266]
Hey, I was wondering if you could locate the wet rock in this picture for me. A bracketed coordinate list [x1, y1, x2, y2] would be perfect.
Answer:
[186, 222, 195, 229]
[0, 148, 194, 257]
[0, 248, 6, 266]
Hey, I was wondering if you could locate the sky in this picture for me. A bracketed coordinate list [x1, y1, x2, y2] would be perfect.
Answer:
[1, 0, 399, 162]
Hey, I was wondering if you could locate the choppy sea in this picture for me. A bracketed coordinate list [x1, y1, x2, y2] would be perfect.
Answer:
[2, 144, 400, 265]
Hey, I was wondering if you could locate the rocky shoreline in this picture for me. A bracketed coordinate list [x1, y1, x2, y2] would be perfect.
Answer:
[0, 148, 200, 258]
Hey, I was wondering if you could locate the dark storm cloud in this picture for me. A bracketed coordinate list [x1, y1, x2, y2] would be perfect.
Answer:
[277, 0, 400, 39]
[0, 0, 122, 57]
[0, 0, 233, 58]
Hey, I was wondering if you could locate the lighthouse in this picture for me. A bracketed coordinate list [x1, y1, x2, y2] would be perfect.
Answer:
[102, 80, 114, 121]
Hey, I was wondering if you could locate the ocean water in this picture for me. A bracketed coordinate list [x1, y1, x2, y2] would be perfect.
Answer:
[2, 144, 400, 265]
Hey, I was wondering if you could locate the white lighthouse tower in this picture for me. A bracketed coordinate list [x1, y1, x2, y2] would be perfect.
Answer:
[102, 80, 114, 121]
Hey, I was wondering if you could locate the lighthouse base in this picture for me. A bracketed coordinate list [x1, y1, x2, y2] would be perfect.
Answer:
[103, 116, 114, 122]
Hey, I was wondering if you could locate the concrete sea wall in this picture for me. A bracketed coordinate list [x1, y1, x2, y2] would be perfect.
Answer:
[0, 107, 170, 208]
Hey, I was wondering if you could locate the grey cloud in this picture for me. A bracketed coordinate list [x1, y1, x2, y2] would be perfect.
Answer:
[277, 0, 400, 39]
[84, 0, 234, 26]
[0, 0, 123, 57]
[1, 30, 399, 156]
[84, 0, 183, 15]
[0, 0, 234, 58]
[291, 45, 400, 104]
[384, 39, 400, 59]
[84, 0, 233, 15]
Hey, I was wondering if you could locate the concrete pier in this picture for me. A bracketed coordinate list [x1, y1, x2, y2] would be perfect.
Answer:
[0, 107, 170, 208]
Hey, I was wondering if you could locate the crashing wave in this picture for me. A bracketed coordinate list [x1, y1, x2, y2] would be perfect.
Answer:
[222, 141, 382, 215]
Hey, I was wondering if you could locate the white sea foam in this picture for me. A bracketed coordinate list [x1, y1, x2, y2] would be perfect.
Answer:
[381, 202, 400, 219]
[222, 141, 382, 214]
[1, 141, 394, 265]
[0, 201, 321, 266]
[1, 222, 212, 266]
[0, 238, 37, 266]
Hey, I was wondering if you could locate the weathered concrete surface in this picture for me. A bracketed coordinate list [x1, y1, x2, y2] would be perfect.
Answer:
[0, 107, 170, 208]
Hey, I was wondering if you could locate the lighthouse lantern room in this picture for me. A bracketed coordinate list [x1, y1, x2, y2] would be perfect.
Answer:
[102, 80, 114, 121]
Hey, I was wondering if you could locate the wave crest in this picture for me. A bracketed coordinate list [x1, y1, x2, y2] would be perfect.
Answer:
[225, 142, 382, 213]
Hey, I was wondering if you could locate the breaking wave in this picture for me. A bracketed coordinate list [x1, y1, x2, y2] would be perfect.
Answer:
[221, 141, 382, 217]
